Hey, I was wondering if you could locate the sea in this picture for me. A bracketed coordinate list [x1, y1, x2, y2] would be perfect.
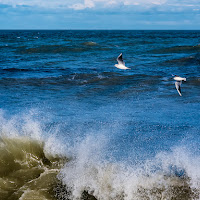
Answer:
[0, 30, 200, 200]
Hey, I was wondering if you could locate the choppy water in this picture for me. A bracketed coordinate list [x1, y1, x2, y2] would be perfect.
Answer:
[0, 30, 200, 200]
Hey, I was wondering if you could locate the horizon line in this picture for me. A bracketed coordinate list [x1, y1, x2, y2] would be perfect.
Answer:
[0, 29, 200, 31]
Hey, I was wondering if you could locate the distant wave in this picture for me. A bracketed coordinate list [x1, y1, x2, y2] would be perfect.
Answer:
[122, 40, 153, 46]
[0, 45, 10, 49]
[0, 73, 162, 88]
[81, 41, 98, 46]
[151, 44, 200, 54]
[0, 73, 199, 99]
[163, 54, 200, 66]
[2, 67, 31, 72]
[15, 44, 110, 54]
[16, 45, 85, 54]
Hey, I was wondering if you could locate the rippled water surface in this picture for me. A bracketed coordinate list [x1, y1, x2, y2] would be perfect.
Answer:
[0, 30, 200, 200]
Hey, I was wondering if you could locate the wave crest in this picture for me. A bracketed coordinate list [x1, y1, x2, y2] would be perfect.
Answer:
[0, 136, 67, 200]
[0, 113, 200, 200]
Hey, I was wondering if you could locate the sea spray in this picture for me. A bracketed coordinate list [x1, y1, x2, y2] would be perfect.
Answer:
[0, 112, 67, 200]
[0, 112, 98, 200]
[59, 134, 200, 200]
[0, 113, 200, 200]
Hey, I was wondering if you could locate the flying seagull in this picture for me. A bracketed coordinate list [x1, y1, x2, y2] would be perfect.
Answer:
[173, 75, 186, 96]
[114, 53, 130, 70]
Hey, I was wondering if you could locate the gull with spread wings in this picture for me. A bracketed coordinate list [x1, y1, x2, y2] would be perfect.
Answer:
[173, 75, 186, 96]
[114, 53, 130, 70]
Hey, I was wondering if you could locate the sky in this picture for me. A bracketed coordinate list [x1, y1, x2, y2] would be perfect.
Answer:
[0, 0, 200, 29]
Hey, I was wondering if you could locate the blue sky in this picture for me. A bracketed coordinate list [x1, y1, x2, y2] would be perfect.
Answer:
[0, 0, 200, 29]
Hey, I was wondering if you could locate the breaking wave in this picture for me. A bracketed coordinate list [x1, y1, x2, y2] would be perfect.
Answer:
[0, 112, 200, 200]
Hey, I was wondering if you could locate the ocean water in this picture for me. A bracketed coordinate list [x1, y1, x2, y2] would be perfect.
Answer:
[0, 30, 200, 200]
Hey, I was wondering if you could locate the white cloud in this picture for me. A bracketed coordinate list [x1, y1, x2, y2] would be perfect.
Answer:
[69, 0, 95, 10]
[0, 0, 199, 12]
[68, 0, 200, 12]
[67, 0, 167, 10]
[69, 0, 120, 10]
[0, 0, 70, 8]
[124, 0, 167, 6]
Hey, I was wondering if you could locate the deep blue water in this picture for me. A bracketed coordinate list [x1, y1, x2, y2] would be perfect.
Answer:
[0, 30, 200, 199]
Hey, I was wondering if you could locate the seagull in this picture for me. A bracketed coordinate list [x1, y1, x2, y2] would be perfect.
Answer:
[172, 75, 186, 96]
[114, 53, 130, 70]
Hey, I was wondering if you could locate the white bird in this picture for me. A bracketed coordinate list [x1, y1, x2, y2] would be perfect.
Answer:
[173, 75, 186, 96]
[114, 53, 130, 70]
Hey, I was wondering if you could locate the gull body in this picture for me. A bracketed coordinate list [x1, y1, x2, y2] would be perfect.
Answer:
[114, 53, 130, 70]
[173, 75, 186, 96]
[173, 76, 186, 82]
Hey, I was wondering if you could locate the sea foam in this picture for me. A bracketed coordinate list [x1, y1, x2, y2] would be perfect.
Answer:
[59, 133, 200, 200]
[0, 112, 200, 200]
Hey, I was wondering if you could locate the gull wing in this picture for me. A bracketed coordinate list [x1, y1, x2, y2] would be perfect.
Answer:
[117, 53, 125, 65]
[175, 81, 182, 96]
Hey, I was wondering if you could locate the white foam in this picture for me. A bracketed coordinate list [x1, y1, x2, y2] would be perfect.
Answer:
[0, 110, 71, 160]
[59, 134, 200, 199]
[0, 110, 43, 140]
[0, 111, 199, 199]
